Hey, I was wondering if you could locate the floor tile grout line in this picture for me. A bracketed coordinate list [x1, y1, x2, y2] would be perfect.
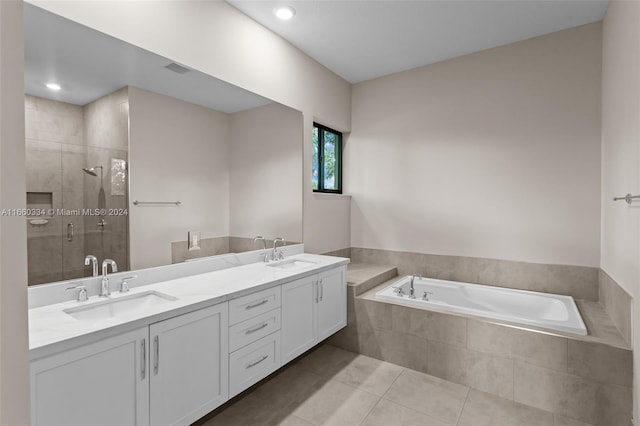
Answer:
[325, 375, 387, 399]
[378, 369, 468, 425]
[454, 386, 472, 426]
[379, 366, 406, 400]
[356, 394, 382, 426]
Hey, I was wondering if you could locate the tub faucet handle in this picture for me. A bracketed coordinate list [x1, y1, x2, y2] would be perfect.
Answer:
[397, 288, 405, 297]
[422, 291, 433, 301]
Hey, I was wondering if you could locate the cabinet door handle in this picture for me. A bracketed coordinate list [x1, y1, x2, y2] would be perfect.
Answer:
[314, 281, 318, 303]
[320, 279, 324, 302]
[246, 354, 269, 369]
[154, 335, 159, 375]
[141, 339, 146, 380]
[245, 299, 268, 310]
[245, 322, 269, 334]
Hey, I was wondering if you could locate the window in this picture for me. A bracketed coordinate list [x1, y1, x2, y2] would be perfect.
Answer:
[312, 123, 342, 193]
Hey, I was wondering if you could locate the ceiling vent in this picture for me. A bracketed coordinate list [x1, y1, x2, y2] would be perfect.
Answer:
[164, 62, 191, 74]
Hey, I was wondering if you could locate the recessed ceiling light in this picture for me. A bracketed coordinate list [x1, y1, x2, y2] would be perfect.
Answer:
[274, 6, 295, 20]
[46, 83, 61, 91]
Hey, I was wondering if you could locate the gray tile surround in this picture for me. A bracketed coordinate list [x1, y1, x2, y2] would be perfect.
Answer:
[171, 236, 302, 263]
[598, 269, 632, 347]
[171, 236, 230, 263]
[350, 247, 599, 301]
[514, 361, 632, 426]
[322, 247, 352, 259]
[328, 281, 633, 426]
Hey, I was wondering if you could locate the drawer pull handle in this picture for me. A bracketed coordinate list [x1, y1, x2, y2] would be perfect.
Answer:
[245, 322, 269, 334]
[246, 354, 269, 369]
[245, 299, 269, 310]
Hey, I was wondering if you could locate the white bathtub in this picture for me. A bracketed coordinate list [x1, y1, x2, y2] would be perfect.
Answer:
[376, 276, 587, 335]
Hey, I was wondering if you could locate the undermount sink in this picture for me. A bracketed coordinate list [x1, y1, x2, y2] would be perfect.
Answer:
[265, 258, 317, 270]
[64, 291, 178, 322]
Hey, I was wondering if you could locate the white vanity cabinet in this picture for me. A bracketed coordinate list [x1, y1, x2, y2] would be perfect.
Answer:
[281, 266, 347, 364]
[150, 303, 229, 426]
[30, 327, 150, 426]
[31, 304, 228, 426]
[29, 258, 348, 426]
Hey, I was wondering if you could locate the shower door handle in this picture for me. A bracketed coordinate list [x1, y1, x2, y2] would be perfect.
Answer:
[67, 222, 74, 242]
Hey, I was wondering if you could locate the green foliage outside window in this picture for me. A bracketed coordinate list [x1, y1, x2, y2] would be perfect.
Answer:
[312, 123, 342, 193]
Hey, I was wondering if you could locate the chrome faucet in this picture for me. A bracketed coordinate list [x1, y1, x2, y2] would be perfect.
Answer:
[254, 236, 269, 262]
[272, 237, 285, 261]
[100, 259, 118, 297]
[253, 236, 267, 250]
[409, 274, 421, 299]
[84, 255, 98, 277]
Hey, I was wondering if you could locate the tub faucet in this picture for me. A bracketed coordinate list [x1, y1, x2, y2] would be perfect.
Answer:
[84, 255, 98, 277]
[272, 237, 285, 261]
[409, 274, 421, 299]
[100, 259, 118, 297]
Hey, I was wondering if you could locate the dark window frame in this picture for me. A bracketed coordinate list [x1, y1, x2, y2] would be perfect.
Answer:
[313, 122, 343, 194]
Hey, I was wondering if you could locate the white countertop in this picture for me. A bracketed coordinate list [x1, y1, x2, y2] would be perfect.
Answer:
[29, 253, 349, 360]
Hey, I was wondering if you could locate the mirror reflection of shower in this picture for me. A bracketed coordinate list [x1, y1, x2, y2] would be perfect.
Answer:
[25, 88, 130, 285]
[83, 165, 107, 229]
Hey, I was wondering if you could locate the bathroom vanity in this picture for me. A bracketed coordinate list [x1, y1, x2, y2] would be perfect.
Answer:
[28, 251, 348, 426]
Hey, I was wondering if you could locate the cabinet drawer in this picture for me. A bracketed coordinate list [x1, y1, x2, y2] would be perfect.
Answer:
[229, 332, 281, 398]
[229, 286, 281, 325]
[229, 308, 281, 353]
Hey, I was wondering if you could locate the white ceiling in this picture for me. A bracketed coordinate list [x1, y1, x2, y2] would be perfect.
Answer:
[24, 3, 272, 112]
[227, 0, 609, 84]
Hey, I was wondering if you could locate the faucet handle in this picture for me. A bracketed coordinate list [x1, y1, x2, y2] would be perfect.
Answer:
[77, 286, 88, 302]
[66, 283, 88, 302]
[120, 275, 138, 293]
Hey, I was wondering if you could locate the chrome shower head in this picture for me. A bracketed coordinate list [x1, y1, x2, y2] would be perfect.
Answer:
[82, 165, 103, 176]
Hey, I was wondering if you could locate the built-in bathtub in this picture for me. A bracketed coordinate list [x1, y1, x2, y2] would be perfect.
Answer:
[376, 275, 587, 335]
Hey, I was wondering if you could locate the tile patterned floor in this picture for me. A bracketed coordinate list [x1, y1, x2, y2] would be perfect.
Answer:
[197, 344, 595, 426]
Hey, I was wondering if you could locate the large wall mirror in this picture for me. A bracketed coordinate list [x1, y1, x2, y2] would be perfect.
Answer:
[24, 4, 303, 286]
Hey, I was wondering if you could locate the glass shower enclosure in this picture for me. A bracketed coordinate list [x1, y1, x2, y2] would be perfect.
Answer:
[25, 90, 130, 285]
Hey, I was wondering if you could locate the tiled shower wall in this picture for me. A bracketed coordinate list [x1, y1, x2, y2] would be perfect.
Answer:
[83, 88, 129, 272]
[25, 96, 86, 284]
[25, 89, 129, 285]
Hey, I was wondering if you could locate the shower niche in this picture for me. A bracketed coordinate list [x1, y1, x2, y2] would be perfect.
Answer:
[25, 90, 130, 285]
